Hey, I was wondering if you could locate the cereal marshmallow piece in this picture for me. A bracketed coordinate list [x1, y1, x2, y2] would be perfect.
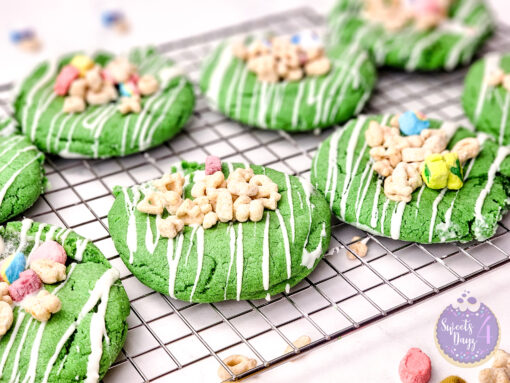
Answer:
[70, 54, 95, 77]
[23, 290, 62, 322]
[479, 368, 510, 383]
[205, 156, 222, 175]
[30, 240, 67, 265]
[118, 95, 141, 114]
[421, 153, 448, 189]
[443, 152, 463, 190]
[0, 282, 12, 305]
[138, 74, 159, 96]
[284, 335, 312, 353]
[63, 96, 86, 114]
[492, 349, 510, 370]
[0, 252, 26, 284]
[398, 348, 431, 383]
[217, 355, 257, 380]
[398, 111, 430, 136]
[54, 65, 80, 96]
[0, 301, 13, 336]
[30, 259, 67, 284]
[8, 270, 42, 302]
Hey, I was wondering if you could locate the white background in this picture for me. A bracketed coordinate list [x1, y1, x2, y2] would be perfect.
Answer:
[1, 1, 510, 382]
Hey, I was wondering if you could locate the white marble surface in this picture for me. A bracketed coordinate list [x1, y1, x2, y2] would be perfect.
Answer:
[1, 1, 510, 382]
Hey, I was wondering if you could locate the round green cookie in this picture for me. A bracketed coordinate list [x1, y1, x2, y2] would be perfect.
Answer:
[14, 47, 195, 158]
[199, 40, 376, 131]
[0, 132, 45, 224]
[0, 219, 130, 382]
[463, 53, 510, 145]
[108, 162, 331, 302]
[311, 115, 510, 243]
[328, 0, 493, 71]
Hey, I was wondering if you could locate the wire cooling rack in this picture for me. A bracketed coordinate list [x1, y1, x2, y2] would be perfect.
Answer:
[2, 7, 510, 382]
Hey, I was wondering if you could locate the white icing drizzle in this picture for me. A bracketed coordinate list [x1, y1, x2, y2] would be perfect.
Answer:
[355, 166, 374, 223]
[339, 116, 367, 219]
[415, 185, 426, 217]
[74, 239, 88, 262]
[235, 224, 244, 301]
[499, 92, 510, 145]
[473, 145, 510, 237]
[184, 224, 199, 266]
[145, 216, 160, 255]
[275, 210, 292, 280]
[224, 224, 236, 300]
[370, 179, 383, 228]
[380, 199, 391, 235]
[206, 44, 233, 108]
[167, 234, 184, 299]
[0, 136, 24, 157]
[261, 213, 271, 291]
[189, 226, 205, 302]
[285, 174, 295, 242]
[0, 153, 43, 207]
[15, 218, 33, 254]
[324, 128, 346, 209]
[475, 54, 500, 122]
[390, 201, 406, 240]
[0, 312, 26, 377]
[428, 188, 448, 242]
[123, 187, 140, 264]
[301, 223, 327, 269]
[9, 318, 34, 382]
[22, 59, 58, 139]
[291, 82, 305, 127]
[41, 268, 120, 383]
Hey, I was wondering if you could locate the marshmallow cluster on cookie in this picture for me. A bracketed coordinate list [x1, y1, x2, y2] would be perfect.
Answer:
[231, 31, 331, 83]
[0, 238, 68, 335]
[137, 156, 282, 238]
[54, 54, 159, 114]
[366, 111, 481, 202]
[486, 67, 510, 91]
[363, 0, 452, 32]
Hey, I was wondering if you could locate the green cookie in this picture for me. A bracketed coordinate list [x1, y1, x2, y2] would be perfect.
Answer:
[463, 53, 510, 145]
[108, 162, 331, 302]
[199, 40, 376, 131]
[311, 115, 510, 243]
[0, 219, 130, 382]
[0, 132, 45, 223]
[328, 0, 493, 71]
[14, 47, 195, 158]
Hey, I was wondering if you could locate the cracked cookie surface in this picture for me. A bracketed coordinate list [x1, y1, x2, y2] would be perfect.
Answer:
[0, 133, 45, 223]
[108, 162, 332, 302]
[0, 220, 130, 382]
[14, 47, 195, 159]
[311, 115, 510, 243]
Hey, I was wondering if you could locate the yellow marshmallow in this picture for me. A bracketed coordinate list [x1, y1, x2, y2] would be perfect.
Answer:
[444, 152, 464, 190]
[70, 55, 94, 77]
[421, 154, 448, 189]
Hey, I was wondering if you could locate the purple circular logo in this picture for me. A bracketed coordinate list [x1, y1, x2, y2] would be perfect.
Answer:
[435, 291, 500, 366]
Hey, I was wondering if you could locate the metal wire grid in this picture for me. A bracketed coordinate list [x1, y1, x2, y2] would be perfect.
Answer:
[1, 7, 510, 382]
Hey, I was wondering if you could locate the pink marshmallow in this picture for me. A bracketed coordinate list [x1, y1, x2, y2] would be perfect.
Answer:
[30, 241, 67, 265]
[399, 348, 431, 383]
[54, 65, 80, 96]
[129, 73, 139, 84]
[101, 69, 116, 84]
[8, 270, 42, 302]
[205, 156, 222, 175]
